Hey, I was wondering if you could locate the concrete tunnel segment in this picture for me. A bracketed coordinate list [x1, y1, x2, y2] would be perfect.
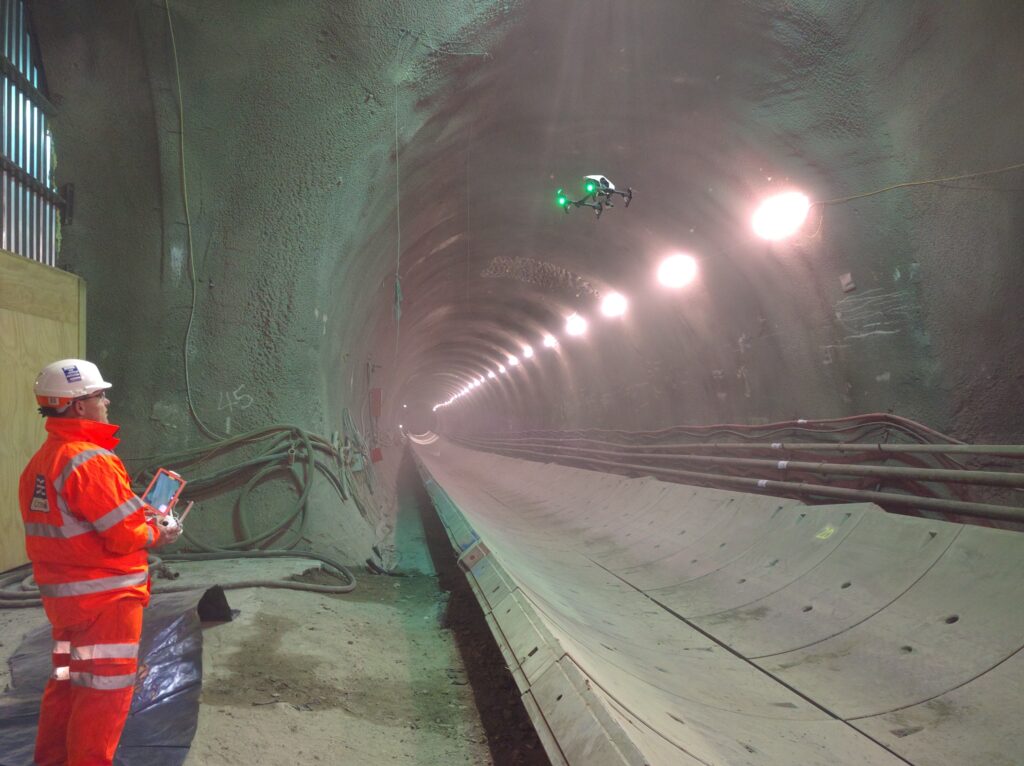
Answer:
[415, 439, 1024, 765]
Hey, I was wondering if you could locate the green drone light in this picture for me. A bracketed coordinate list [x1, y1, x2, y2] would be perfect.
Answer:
[556, 188, 569, 207]
[584, 181, 596, 194]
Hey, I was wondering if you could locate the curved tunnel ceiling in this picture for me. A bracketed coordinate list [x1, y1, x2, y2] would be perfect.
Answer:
[32, 0, 1024, 450]
[372, 1, 1024, 439]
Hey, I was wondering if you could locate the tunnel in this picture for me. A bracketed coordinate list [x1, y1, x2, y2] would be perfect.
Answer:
[1, 1, 1023, 764]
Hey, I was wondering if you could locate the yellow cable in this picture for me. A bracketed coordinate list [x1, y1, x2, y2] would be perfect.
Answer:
[820, 160, 1024, 205]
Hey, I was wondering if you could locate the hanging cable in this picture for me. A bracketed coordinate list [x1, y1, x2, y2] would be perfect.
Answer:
[819, 160, 1024, 206]
[164, 0, 221, 440]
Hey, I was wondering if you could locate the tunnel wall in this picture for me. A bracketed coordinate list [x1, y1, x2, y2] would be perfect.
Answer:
[31, 0, 513, 559]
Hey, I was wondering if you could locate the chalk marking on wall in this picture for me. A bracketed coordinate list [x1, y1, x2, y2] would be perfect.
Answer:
[218, 384, 254, 413]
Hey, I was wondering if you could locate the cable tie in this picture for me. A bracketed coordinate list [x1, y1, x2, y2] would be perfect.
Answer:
[777, 461, 789, 470]
[797, 419, 808, 424]
[771, 442, 783, 449]
[757, 479, 769, 488]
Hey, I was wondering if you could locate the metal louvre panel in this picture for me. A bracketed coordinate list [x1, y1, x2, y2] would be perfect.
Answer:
[0, 0, 57, 264]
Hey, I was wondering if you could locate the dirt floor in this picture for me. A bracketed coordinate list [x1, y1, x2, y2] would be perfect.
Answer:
[0, 557, 549, 765]
[183, 568, 494, 765]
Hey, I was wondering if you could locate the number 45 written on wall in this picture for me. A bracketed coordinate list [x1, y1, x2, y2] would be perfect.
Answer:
[218, 384, 254, 412]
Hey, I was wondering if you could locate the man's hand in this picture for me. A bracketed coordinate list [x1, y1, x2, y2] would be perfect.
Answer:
[155, 515, 182, 546]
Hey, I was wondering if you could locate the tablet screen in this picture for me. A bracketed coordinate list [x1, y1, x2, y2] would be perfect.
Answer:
[144, 471, 185, 513]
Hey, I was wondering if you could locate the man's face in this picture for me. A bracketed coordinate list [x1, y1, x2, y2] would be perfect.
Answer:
[74, 391, 110, 424]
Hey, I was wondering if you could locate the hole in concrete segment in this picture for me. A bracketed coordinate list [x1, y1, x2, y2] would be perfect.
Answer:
[768, 559, 780, 567]
[506, 608, 512, 615]
[492, 586, 500, 593]
[841, 581, 851, 589]
[555, 694, 563, 702]
[668, 713, 686, 726]
[901, 646, 914, 653]
[737, 578, 747, 584]
[679, 530, 687, 535]
[945, 615, 960, 624]
[802, 605, 813, 613]
[527, 647, 539, 658]
[691, 559, 699, 564]
[719, 542, 727, 548]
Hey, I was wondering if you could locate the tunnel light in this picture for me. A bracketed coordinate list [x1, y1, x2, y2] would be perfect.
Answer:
[507, 355, 519, 366]
[487, 370, 496, 379]
[498, 363, 507, 374]
[600, 292, 628, 318]
[522, 345, 534, 359]
[402, 404, 407, 409]
[543, 333, 558, 348]
[657, 253, 698, 288]
[565, 313, 588, 336]
[752, 191, 811, 240]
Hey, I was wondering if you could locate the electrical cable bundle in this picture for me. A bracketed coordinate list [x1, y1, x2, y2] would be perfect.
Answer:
[454, 414, 1024, 529]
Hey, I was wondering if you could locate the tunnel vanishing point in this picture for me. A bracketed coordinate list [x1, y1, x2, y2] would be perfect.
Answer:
[3, 1, 1024, 764]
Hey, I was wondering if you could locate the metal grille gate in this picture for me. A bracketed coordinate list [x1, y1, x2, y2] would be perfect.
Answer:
[1, 0, 60, 266]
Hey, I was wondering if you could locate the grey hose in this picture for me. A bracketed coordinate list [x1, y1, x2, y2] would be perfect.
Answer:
[0, 550, 356, 609]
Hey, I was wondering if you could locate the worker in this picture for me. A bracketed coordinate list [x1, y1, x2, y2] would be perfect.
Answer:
[19, 359, 181, 766]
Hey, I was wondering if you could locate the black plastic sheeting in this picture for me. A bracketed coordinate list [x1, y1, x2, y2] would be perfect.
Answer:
[0, 587, 231, 766]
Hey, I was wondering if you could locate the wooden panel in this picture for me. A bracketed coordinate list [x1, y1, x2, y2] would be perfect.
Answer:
[0, 249, 82, 325]
[0, 250, 84, 572]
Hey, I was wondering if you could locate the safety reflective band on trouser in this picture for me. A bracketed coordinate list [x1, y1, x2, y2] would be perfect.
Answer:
[52, 640, 71, 681]
[71, 642, 139, 661]
[70, 672, 137, 691]
[37, 570, 148, 598]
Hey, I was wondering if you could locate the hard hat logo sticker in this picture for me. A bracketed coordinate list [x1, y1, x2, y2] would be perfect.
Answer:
[61, 366, 82, 383]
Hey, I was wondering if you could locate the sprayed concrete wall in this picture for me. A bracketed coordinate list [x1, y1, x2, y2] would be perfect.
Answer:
[29, 1, 1024, 557]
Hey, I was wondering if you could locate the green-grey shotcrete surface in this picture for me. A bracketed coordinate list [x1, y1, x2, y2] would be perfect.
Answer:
[31, 2, 1024, 556]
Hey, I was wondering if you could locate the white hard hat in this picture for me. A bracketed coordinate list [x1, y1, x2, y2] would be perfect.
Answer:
[34, 359, 112, 410]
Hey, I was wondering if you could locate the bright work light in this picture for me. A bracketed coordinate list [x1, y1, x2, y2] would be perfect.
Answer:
[600, 292, 628, 318]
[752, 191, 811, 240]
[565, 313, 588, 336]
[657, 254, 698, 288]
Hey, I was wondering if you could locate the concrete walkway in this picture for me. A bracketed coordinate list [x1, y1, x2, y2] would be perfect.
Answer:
[417, 439, 1024, 765]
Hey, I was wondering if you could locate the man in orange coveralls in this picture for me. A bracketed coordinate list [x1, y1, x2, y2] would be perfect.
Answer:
[19, 359, 182, 766]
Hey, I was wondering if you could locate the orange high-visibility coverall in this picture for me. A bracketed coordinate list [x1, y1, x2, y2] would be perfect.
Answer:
[19, 417, 159, 766]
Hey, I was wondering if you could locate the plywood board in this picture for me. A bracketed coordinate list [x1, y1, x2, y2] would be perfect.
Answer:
[0, 250, 84, 572]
